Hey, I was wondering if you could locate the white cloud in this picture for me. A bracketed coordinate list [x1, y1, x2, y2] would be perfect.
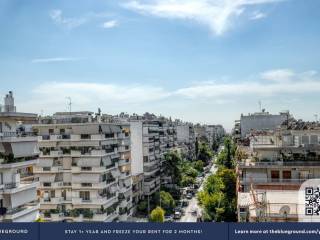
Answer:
[102, 20, 119, 28]
[31, 82, 170, 106]
[250, 10, 267, 20]
[122, 0, 285, 35]
[31, 57, 83, 63]
[176, 69, 320, 98]
[50, 9, 87, 29]
[26, 69, 320, 106]
[260, 68, 295, 82]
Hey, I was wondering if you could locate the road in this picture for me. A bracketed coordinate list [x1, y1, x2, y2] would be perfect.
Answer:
[179, 163, 218, 222]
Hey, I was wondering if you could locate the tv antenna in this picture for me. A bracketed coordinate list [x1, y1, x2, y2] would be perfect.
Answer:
[259, 100, 262, 112]
[66, 97, 72, 115]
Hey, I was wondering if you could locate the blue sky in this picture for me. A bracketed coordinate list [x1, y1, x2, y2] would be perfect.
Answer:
[0, 0, 320, 130]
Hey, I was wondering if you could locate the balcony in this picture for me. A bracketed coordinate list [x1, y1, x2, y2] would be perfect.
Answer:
[40, 197, 65, 205]
[240, 177, 308, 185]
[118, 159, 130, 167]
[72, 182, 108, 189]
[2, 180, 39, 194]
[119, 171, 131, 180]
[71, 166, 106, 174]
[2, 203, 39, 221]
[33, 166, 63, 173]
[0, 131, 37, 142]
[0, 159, 39, 171]
[238, 160, 320, 168]
[72, 196, 117, 206]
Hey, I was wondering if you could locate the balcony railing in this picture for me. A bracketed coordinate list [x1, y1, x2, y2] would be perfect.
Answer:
[238, 160, 320, 167]
[240, 177, 308, 184]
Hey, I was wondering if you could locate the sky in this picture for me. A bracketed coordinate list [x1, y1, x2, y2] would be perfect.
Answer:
[0, 0, 320, 131]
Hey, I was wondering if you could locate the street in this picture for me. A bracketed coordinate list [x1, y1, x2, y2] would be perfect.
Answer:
[179, 162, 218, 222]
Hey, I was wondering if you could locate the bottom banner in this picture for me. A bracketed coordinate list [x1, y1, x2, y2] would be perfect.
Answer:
[2, 223, 320, 240]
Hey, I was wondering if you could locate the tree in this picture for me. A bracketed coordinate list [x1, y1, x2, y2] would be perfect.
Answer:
[211, 137, 219, 152]
[197, 142, 213, 165]
[160, 191, 176, 214]
[181, 175, 196, 187]
[194, 160, 204, 172]
[216, 137, 236, 169]
[195, 138, 199, 156]
[149, 207, 165, 222]
[137, 200, 148, 213]
[164, 151, 182, 186]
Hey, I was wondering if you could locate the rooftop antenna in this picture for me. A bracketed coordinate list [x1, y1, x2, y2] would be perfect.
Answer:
[259, 100, 262, 112]
[66, 97, 72, 115]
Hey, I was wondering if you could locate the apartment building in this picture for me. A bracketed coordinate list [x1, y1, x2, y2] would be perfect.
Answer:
[194, 124, 225, 149]
[237, 120, 320, 222]
[33, 111, 132, 222]
[0, 91, 39, 222]
[238, 109, 289, 139]
[130, 120, 162, 199]
[176, 123, 196, 160]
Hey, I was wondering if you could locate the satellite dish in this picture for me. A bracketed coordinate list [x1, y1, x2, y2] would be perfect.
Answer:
[279, 205, 290, 216]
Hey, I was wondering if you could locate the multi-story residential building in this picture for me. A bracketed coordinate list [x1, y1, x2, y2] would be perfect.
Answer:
[130, 120, 161, 200]
[117, 113, 179, 209]
[237, 119, 320, 222]
[194, 124, 225, 150]
[0, 91, 39, 222]
[176, 122, 196, 160]
[33, 111, 132, 222]
[238, 109, 289, 139]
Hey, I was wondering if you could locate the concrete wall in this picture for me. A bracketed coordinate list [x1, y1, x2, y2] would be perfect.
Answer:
[130, 121, 143, 176]
[241, 113, 287, 138]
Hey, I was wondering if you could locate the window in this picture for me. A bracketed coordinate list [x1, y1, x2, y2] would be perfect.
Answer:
[283, 171, 291, 182]
[81, 183, 92, 187]
[271, 170, 279, 182]
[80, 191, 90, 201]
[105, 133, 114, 139]
[43, 182, 51, 187]
[81, 134, 90, 139]
[81, 166, 92, 171]
[49, 129, 54, 134]
[60, 129, 65, 134]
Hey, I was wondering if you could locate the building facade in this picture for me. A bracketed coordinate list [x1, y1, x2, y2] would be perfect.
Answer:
[33, 112, 132, 222]
[0, 91, 39, 222]
[239, 110, 289, 138]
[237, 120, 320, 222]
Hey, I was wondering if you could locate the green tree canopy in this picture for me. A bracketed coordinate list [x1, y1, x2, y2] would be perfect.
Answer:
[149, 207, 165, 222]
[160, 191, 176, 213]
[197, 142, 213, 164]
[194, 160, 204, 172]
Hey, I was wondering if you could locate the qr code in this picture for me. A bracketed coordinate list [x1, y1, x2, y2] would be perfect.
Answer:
[305, 187, 320, 215]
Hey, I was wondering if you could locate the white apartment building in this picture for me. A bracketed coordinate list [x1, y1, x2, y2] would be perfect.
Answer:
[0, 91, 39, 222]
[237, 120, 320, 222]
[33, 112, 132, 222]
[130, 120, 161, 198]
[129, 114, 179, 201]
[239, 110, 289, 138]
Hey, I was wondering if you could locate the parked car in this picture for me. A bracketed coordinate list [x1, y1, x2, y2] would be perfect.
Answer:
[191, 207, 198, 216]
[182, 200, 189, 207]
[174, 211, 182, 219]
[186, 193, 193, 199]
[164, 215, 174, 222]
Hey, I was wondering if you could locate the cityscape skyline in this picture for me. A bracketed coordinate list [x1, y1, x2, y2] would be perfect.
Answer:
[1, 0, 320, 130]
